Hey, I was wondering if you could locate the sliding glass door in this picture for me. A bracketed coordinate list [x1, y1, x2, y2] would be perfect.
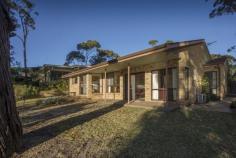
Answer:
[168, 68, 178, 101]
[125, 73, 145, 101]
[152, 68, 177, 101]
[152, 69, 166, 100]
[80, 75, 87, 95]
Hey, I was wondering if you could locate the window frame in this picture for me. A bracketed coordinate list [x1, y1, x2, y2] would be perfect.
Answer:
[106, 72, 120, 93]
[92, 74, 101, 94]
[71, 77, 78, 84]
[79, 75, 87, 95]
[184, 67, 190, 100]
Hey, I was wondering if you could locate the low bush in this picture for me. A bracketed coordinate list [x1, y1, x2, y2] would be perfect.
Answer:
[230, 101, 236, 109]
[54, 80, 68, 92]
[14, 84, 40, 101]
[36, 96, 75, 106]
[208, 94, 220, 101]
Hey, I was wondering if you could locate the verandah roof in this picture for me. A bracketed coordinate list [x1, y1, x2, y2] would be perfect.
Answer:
[62, 39, 206, 78]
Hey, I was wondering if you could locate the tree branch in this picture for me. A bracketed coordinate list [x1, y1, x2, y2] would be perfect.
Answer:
[15, 34, 24, 43]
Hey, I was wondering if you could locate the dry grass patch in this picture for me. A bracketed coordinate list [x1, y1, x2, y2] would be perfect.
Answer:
[14, 99, 236, 158]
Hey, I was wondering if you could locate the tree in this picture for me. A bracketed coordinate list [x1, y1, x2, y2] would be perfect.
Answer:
[148, 40, 158, 47]
[211, 53, 236, 65]
[66, 51, 85, 65]
[66, 40, 119, 65]
[66, 40, 101, 65]
[89, 49, 119, 65]
[227, 45, 236, 53]
[0, 1, 22, 157]
[7, 0, 38, 77]
[207, 0, 236, 63]
[208, 0, 236, 18]
[78, 40, 101, 65]
[165, 40, 175, 44]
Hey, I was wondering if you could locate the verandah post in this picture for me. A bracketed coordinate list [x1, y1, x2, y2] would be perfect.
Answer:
[165, 62, 169, 103]
[104, 69, 107, 103]
[128, 64, 130, 104]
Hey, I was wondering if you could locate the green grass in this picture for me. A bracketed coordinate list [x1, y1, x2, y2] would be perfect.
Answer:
[17, 100, 236, 158]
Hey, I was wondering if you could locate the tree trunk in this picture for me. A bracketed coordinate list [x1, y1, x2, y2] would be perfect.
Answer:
[23, 37, 27, 78]
[0, 2, 23, 158]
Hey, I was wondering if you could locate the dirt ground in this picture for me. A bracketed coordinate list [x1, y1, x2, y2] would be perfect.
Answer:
[14, 98, 127, 158]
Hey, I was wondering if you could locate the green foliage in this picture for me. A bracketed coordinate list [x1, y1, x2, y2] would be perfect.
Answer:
[201, 75, 220, 101]
[14, 84, 40, 100]
[227, 45, 236, 53]
[209, 94, 220, 101]
[66, 51, 85, 65]
[89, 48, 119, 65]
[148, 40, 158, 46]
[165, 40, 175, 44]
[66, 40, 101, 65]
[211, 53, 236, 66]
[201, 76, 210, 94]
[211, 54, 236, 84]
[7, 0, 38, 77]
[230, 101, 236, 109]
[77, 40, 101, 51]
[66, 40, 119, 65]
[36, 96, 75, 106]
[208, 0, 236, 18]
[7, 0, 38, 31]
[49, 79, 69, 93]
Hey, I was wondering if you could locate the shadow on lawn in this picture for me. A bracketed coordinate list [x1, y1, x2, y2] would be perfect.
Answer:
[22, 101, 96, 128]
[20, 101, 124, 153]
[116, 108, 236, 158]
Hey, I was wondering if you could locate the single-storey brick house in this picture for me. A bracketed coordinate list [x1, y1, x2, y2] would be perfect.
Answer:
[63, 39, 228, 105]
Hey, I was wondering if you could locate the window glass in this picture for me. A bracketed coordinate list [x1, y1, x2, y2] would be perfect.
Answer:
[184, 67, 189, 100]
[212, 72, 217, 95]
[92, 75, 100, 93]
[167, 68, 178, 101]
[72, 77, 77, 84]
[204, 71, 217, 95]
[80, 75, 87, 95]
[106, 72, 120, 93]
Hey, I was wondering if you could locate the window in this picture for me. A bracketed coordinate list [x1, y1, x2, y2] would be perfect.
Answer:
[92, 75, 101, 93]
[106, 72, 120, 93]
[211, 72, 217, 95]
[115, 74, 120, 93]
[152, 69, 166, 100]
[168, 68, 178, 101]
[184, 67, 189, 100]
[80, 75, 87, 95]
[72, 77, 78, 84]
[204, 71, 217, 95]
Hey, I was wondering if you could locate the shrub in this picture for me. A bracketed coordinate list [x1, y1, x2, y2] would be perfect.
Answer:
[202, 76, 210, 94]
[230, 101, 236, 109]
[47, 79, 68, 93]
[36, 96, 75, 106]
[209, 94, 220, 101]
[14, 84, 40, 101]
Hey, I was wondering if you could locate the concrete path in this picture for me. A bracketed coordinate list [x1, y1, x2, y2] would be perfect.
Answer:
[191, 97, 236, 113]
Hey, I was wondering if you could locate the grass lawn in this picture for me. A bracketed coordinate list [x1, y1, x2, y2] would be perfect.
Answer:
[14, 98, 236, 158]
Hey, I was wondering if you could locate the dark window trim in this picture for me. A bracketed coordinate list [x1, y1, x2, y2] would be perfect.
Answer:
[184, 67, 190, 100]
[79, 75, 87, 95]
